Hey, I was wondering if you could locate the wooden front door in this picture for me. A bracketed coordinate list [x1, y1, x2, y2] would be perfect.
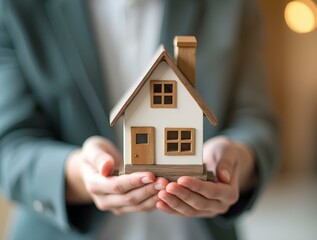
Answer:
[131, 127, 155, 165]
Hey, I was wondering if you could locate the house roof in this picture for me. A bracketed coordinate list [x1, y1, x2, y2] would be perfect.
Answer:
[109, 46, 218, 127]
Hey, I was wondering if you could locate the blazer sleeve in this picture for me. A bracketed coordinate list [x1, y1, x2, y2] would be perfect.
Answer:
[217, 0, 280, 221]
[0, 4, 78, 231]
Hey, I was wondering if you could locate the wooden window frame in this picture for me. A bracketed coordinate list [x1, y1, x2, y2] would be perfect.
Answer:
[165, 128, 195, 155]
[150, 80, 177, 108]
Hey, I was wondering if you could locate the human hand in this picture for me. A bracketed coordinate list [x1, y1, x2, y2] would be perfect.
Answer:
[65, 136, 168, 215]
[156, 136, 256, 217]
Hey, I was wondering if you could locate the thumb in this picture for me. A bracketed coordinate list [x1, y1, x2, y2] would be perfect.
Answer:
[83, 137, 116, 177]
[96, 153, 115, 177]
[216, 157, 235, 183]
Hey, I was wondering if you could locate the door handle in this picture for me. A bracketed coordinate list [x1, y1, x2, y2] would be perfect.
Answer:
[134, 154, 138, 157]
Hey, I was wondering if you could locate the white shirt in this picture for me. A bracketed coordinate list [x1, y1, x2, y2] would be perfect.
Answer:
[89, 1, 211, 239]
[90, 0, 163, 107]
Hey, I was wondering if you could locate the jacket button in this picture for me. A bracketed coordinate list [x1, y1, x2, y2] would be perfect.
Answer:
[33, 200, 44, 213]
[33, 200, 54, 215]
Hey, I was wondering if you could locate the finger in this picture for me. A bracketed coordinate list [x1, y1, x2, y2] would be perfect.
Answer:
[83, 136, 121, 158]
[158, 190, 198, 217]
[157, 191, 222, 217]
[165, 182, 223, 212]
[156, 200, 179, 215]
[224, 164, 240, 205]
[203, 142, 218, 173]
[113, 194, 160, 214]
[177, 176, 233, 201]
[83, 137, 122, 174]
[96, 138, 123, 168]
[97, 178, 168, 208]
[99, 156, 115, 177]
[83, 144, 115, 177]
[89, 172, 156, 195]
[92, 153, 115, 177]
[82, 169, 112, 195]
[215, 156, 236, 184]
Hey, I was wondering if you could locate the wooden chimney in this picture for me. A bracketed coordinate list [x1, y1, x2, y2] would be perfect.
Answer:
[173, 36, 197, 87]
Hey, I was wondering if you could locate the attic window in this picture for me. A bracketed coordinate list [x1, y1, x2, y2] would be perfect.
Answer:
[150, 80, 177, 108]
[165, 128, 195, 155]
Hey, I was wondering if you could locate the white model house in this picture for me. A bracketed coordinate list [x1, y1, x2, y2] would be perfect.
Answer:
[110, 36, 217, 181]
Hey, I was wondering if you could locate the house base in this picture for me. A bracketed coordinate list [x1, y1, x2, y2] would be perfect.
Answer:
[118, 164, 217, 182]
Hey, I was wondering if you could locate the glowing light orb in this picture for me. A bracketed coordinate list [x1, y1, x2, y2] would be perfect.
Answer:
[285, 0, 317, 33]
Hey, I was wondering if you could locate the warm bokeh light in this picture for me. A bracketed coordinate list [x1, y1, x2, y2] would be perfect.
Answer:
[285, 0, 317, 33]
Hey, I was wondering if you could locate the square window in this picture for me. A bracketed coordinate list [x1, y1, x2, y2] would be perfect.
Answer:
[167, 131, 178, 140]
[164, 96, 173, 105]
[153, 84, 162, 93]
[164, 84, 173, 93]
[181, 143, 191, 152]
[181, 131, 191, 140]
[165, 128, 195, 155]
[136, 134, 148, 144]
[150, 81, 177, 108]
[153, 96, 162, 104]
[167, 143, 178, 152]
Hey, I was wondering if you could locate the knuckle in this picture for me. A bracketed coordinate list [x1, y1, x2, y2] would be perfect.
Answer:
[170, 199, 181, 209]
[112, 182, 125, 194]
[124, 195, 138, 205]
[143, 184, 155, 196]
[194, 201, 208, 211]
[181, 191, 191, 202]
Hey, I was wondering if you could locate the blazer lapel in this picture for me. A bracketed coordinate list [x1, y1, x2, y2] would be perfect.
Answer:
[45, 0, 113, 137]
[160, 0, 207, 53]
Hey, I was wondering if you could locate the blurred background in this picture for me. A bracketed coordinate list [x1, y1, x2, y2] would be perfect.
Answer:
[1, 0, 317, 239]
[239, 0, 317, 239]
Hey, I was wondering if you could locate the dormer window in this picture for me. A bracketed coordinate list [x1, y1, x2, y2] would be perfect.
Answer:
[150, 80, 177, 108]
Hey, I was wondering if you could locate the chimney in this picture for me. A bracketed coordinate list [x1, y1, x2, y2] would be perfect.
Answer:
[173, 36, 197, 87]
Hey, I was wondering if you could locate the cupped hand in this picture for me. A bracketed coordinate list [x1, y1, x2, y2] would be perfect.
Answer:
[66, 136, 168, 215]
[156, 136, 256, 217]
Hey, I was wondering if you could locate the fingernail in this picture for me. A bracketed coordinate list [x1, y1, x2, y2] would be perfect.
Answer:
[154, 183, 163, 190]
[221, 169, 231, 182]
[141, 177, 153, 184]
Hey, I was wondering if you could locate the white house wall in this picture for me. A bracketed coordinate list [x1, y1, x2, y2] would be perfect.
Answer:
[124, 61, 203, 165]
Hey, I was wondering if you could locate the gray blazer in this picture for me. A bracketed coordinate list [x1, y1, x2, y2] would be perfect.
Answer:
[0, 0, 279, 239]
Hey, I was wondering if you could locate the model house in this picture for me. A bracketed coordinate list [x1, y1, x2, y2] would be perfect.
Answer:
[110, 36, 217, 181]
